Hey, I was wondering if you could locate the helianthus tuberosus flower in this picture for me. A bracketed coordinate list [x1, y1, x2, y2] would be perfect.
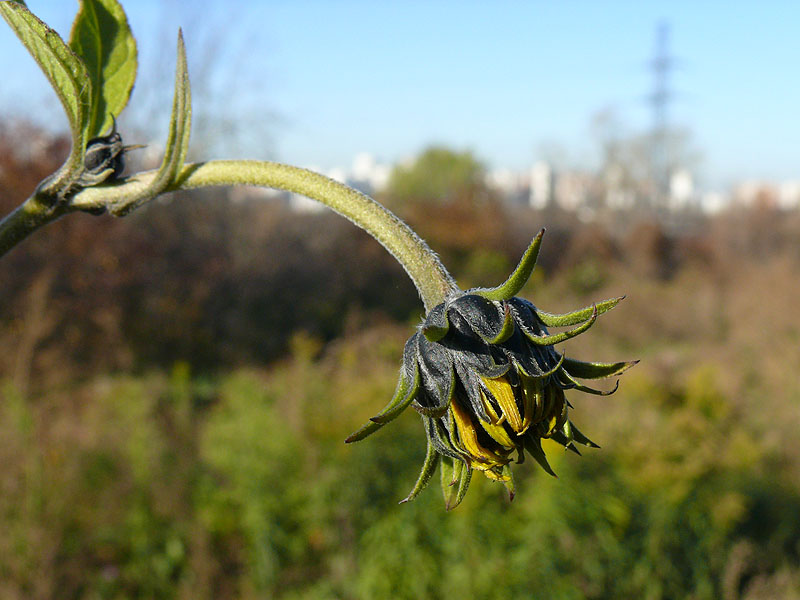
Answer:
[346, 230, 637, 509]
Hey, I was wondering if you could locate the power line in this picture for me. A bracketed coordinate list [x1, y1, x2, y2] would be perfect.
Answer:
[648, 21, 676, 207]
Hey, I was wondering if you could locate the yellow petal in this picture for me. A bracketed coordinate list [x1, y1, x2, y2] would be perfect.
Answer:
[482, 466, 512, 482]
[481, 392, 502, 424]
[483, 376, 524, 433]
[450, 400, 509, 469]
[479, 393, 516, 448]
[480, 419, 516, 449]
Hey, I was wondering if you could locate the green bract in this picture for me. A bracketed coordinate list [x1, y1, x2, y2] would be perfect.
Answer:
[347, 230, 637, 509]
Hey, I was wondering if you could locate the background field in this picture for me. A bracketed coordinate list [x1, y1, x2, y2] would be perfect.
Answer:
[1, 125, 799, 599]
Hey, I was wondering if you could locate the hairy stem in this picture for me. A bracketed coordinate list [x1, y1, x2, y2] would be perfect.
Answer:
[177, 161, 457, 310]
[7, 160, 459, 311]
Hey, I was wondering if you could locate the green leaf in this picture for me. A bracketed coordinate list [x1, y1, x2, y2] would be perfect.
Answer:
[421, 302, 449, 342]
[344, 365, 420, 443]
[483, 303, 515, 344]
[440, 457, 472, 511]
[536, 296, 624, 327]
[562, 356, 639, 379]
[523, 436, 557, 477]
[370, 363, 420, 424]
[170, 30, 192, 173]
[69, 0, 138, 138]
[501, 465, 515, 501]
[550, 430, 583, 454]
[523, 305, 598, 347]
[472, 229, 544, 301]
[1, 2, 90, 193]
[558, 368, 620, 396]
[569, 422, 600, 448]
[111, 29, 191, 216]
[399, 441, 440, 504]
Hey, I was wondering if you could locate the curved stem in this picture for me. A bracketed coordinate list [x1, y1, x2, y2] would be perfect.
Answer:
[175, 161, 458, 311]
[51, 160, 458, 311]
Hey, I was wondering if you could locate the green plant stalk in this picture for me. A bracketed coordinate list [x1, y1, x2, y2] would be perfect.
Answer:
[1, 160, 459, 311]
[0, 194, 64, 257]
[177, 161, 458, 311]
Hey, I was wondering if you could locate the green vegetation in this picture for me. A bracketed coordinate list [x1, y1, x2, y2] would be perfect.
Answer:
[1, 293, 799, 598]
[2, 121, 800, 596]
[386, 146, 488, 206]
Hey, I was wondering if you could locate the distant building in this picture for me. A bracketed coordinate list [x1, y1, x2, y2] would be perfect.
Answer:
[778, 181, 800, 209]
[668, 168, 695, 209]
[350, 152, 391, 194]
[554, 170, 593, 212]
[528, 161, 553, 209]
[251, 150, 800, 217]
[487, 167, 528, 205]
[699, 191, 727, 213]
[602, 163, 636, 210]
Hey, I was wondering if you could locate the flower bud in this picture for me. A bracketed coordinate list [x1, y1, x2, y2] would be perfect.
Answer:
[78, 117, 144, 189]
[346, 230, 637, 509]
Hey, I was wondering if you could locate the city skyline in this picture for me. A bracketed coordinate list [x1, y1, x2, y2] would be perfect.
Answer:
[298, 148, 799, 215]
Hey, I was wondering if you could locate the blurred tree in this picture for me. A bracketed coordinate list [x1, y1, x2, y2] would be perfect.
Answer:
[385, 146, 488, 207]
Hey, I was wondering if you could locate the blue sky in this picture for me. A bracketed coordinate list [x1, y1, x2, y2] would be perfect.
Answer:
[2, 1, 798, 191]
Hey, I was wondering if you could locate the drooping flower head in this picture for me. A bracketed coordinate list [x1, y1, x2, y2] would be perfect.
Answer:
[346, 230, 637, 509]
